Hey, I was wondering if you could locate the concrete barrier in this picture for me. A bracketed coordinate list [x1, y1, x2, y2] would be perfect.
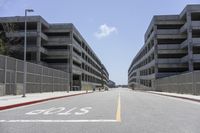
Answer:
[155, 71, 200, 95]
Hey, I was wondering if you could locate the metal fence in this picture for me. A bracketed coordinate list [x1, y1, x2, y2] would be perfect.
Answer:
[155, 71, 200, 95]
[0, 54, 69, 96]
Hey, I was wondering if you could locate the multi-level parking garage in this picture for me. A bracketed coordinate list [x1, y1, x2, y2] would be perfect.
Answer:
[0, 16, 109, 91]
[128, 5, 200, 90]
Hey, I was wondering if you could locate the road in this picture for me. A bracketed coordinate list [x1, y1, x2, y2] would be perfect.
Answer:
[0, 88, 200, 133]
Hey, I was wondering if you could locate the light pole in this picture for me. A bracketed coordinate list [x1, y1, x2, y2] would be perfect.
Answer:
[22, 9, 34, 97]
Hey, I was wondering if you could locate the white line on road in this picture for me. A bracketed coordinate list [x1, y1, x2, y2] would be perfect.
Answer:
[0, 119, 118, 123]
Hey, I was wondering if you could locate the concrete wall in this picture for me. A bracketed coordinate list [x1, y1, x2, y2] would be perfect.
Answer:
[130, 81, 156, 91]
[81, 83, 94, 91]
[155, 71, 200, 95]
[0, 55, 69, 96]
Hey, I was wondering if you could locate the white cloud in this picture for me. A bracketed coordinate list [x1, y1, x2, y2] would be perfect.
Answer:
[95, 24, 117, 39]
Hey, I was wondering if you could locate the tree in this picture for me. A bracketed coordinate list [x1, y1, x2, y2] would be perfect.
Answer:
[0, 31, 6, 55]
[0, 38, 5, 54]
[0, 23, 22, 56]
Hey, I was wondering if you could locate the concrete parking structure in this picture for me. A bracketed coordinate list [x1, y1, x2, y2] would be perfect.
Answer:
[128, 5, 200, 90]
[0, 16, 109, 92]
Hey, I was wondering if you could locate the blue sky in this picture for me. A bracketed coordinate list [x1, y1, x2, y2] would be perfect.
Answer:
[0, 0, 199, 84]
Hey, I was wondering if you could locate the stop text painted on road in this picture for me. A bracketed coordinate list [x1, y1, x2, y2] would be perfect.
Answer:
[26, 107, 92, 116]
[0, 91, 121, 123]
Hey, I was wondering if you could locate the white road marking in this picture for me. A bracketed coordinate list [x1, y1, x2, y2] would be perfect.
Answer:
[75, 107, 92, 115]
[26, 109, 47, 115]
[0, 92, 122, 123]
[0, 119, 118, 123]
[43, 107, 66, 115]
[58, 107, 77, 115]
[25, 107, 92, 116]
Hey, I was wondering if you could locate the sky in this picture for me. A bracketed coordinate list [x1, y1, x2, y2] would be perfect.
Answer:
[0, 0, 199, 84]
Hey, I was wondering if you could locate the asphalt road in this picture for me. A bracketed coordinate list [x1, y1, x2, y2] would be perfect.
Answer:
[0, 88, 200, 133]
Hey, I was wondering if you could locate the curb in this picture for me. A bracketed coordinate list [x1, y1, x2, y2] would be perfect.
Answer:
[0, 92, 92, 111]
[148, 92, 200, 103]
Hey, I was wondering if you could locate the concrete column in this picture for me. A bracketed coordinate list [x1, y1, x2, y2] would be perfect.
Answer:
[137, 70, 140, 89]
[69, 31, 73, 91]
[36, 22, 41, 64]
[187, 12, 193, 71]
[153, 24, 159, 91]
[153, 25, 158, 78]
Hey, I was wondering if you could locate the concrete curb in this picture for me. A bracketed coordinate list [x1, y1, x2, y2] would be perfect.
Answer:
[0, 92, 93, 111]
[148, 91, 200, 103]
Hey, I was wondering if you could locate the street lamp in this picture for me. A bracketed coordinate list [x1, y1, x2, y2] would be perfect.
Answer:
[22, 9, 34, 97]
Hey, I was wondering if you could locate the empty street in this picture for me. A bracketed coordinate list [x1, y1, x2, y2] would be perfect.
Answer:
[0, 88, 200, 133]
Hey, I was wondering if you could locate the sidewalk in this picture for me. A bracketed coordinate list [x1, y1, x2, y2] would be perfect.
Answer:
[0, 91, 92, 111]
[148, 91, 200, 102]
